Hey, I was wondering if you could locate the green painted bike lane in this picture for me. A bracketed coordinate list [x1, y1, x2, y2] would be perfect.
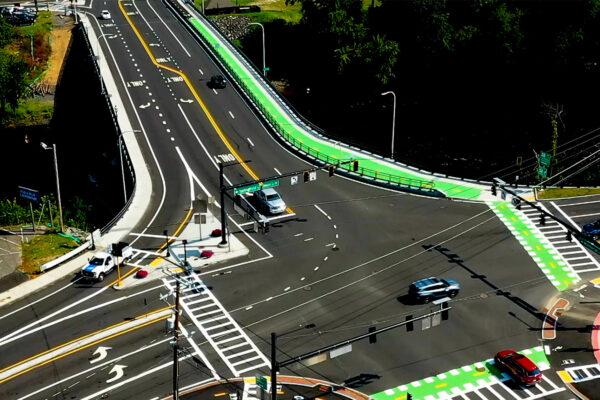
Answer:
[371, 347, 550, 400]
[188, 17, 483, 201]
[488, 201, 580, 291]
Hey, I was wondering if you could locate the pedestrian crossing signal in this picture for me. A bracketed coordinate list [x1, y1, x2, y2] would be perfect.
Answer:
[303, 171, 310, 183]
[352, 160, 359, 172]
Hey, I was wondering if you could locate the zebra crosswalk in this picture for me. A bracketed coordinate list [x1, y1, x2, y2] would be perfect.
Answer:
[162, 272, 270, 377]
[520, 203, 600, 274]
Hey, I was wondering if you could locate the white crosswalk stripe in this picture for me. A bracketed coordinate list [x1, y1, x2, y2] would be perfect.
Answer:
[520, 203, 600, 273]
[163, 272, 269, 377]
[564, 363, 600, 382]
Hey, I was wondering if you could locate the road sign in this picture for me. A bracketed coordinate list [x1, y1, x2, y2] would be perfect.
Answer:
[262, 179, 279, 189]
[234, 183, 261, 195]
[18, 186, 40, 203]
[291, 176, 298, 185]
[256, 375, 268, 391]
[309, 171, 317, 181]
[540, 151, 552, 167]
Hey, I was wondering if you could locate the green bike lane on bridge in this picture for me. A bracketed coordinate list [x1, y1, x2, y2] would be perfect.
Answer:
[185, 12, 485, 201]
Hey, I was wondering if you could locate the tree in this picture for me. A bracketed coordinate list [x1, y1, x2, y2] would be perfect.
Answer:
[0, 18, 13, 47]
[0, 50, 29, 117]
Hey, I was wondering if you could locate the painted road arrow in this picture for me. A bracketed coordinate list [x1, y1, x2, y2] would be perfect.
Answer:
[90, 346, 111, 364]
[179, 99, 194, 103]
[106, 364, 127, 383]
[139, 103, 151, 109]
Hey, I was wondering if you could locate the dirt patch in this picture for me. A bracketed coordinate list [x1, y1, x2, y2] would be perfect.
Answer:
[45, 15, 75, 87]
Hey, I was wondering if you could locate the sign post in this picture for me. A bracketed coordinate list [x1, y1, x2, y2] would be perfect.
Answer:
[19, 186, 40, 232]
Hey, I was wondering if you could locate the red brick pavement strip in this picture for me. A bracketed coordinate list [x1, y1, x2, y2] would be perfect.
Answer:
[543, 297, 570, 340]
[593, 311, 600, 364]
[179, 375, 370, 400]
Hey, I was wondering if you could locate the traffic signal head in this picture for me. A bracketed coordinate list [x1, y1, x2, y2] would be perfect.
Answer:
[352, 160, 359, 172]
[328, 165, 335, 177]
[491, 184, 497, 196]
[303, 171, 310, 183]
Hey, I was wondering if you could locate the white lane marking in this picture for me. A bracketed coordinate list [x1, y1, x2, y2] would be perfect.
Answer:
[0, 285, 162, 347]
[177, 106, 274, 263]
[130, 0, 154, 31]
[0, 286, 108, 346]
[106, 365, 127, 383]
[228, 111, 235, 119]
[247, 137, 255, 147]
[16, 337, 173, 400]
[294, 233, 304, 237]
[235, 213, 500, 327]
[212, 88, 218, 95]
[142, 0, 192, 57]
[569, 212, 600, 219]
[560, 200, 600, 207]
[273, 167, 281, 175]
[314, 204, 328, 218]
[0, 278, 82, 321]
[199, 68, 204, 75]
[86, 15, 169, 250]
[325, 243, 335, 247]
[304, 237, 314, 242]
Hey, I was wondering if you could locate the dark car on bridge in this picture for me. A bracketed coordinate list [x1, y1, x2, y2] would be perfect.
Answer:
[494, 350, 542, 387]
[582, 219, 600, 239]
[208, 75, 226, 89]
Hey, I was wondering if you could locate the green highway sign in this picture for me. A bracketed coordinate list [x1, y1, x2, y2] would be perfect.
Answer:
[262, 179, 280, 189]
[539, 151, 552, 167]
[256, 375, 268, 391]
[234, 183, 261, 195]
[538, 165, 547, 179]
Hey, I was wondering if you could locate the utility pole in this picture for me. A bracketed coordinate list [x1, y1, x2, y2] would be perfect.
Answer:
[173, 279, 181, 400]
[271, 332, 278, 400]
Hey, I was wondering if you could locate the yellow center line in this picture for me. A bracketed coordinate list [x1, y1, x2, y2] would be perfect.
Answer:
[473, 371, 485, 376]
[0, 307, 172, 384]
[118, 1, 257, 180]
[434, 383, 447, 388]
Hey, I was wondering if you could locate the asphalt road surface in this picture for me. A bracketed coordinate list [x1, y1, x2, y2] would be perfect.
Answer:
[1, 1, 598, 400]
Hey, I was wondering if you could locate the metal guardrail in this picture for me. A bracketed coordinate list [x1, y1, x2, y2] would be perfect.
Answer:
[40, 241, 90, 272]
[164, 0, 436, 194]
[79, 23, 137, 234]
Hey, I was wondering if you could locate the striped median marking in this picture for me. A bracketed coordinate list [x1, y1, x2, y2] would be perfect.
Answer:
[488, 201, 580, 291]
[371, 347, 549, 400]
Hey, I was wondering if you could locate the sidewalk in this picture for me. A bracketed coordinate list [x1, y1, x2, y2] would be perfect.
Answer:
[114, 210, 249, 290]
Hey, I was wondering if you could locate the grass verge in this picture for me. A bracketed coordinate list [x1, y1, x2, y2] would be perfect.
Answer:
[537, 187, 600, 199]
[20, 233, 79, 275]
[4, 99, 54, 127]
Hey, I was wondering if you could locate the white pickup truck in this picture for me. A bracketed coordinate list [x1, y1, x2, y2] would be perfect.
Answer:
[81, 246, 133, 281]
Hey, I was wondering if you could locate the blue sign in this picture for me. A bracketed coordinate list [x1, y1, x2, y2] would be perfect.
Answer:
[18, 186, 40, 203]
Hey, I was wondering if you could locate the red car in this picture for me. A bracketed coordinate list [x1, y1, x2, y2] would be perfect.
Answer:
[494, 350, 542, 386]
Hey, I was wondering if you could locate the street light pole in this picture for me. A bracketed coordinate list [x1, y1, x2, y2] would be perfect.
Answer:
[381, 91, 396, 159]
[41, 142, 64, 233]
[248, 22, 266, 78]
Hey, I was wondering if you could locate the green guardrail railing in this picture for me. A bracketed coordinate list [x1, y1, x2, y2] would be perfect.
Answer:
[172, 0, 484, 200]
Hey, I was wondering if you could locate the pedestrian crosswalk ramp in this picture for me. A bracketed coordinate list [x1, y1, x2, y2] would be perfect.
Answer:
[563, 363, 600, 383]
[520, 203, 600, 274]
[163, 272, 270, 377]
[438, 374, 566, 400]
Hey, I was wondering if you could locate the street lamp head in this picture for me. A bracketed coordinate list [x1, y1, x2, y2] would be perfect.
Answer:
[381, 91, 393, 96]
[40, 142, 52, 150]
